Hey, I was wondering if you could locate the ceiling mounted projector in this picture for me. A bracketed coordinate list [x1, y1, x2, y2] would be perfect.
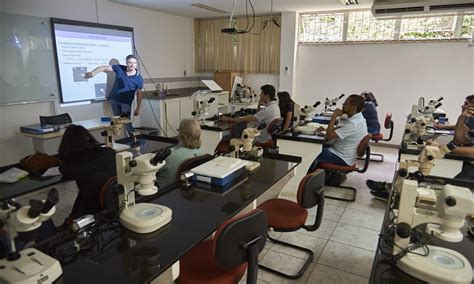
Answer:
[221, 0, 279, 35]
[221, 27, 245, 34]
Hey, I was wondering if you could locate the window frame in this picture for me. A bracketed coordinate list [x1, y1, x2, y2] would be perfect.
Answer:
[299, 9, 472, 45]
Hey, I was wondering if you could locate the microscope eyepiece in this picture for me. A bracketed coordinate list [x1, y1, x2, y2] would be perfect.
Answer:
[28, 199, 43, 219]
[150, 148, 172, 166]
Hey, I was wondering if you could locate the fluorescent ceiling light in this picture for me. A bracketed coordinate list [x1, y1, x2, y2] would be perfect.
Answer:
[190, 3, 230, 14]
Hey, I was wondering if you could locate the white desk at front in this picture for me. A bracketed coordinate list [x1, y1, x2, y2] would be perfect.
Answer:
[16, 118, 112, 154]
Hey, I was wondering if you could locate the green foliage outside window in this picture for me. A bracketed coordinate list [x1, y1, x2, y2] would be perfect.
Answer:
[461, 15, 473, 38]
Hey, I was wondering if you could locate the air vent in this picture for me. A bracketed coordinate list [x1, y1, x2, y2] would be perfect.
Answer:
[374, 6, 425, 14]
[190, 3, 229, 14]
[430, 3, 474, 11]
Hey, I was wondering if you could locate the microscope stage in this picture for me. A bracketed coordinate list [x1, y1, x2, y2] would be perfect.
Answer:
[120, 203, 172, 234]
[397, 245, 472, 283]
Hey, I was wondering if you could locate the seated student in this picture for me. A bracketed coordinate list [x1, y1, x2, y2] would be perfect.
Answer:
[433, 95, 474, 130]
[221, 84, 280, 143]
[277, 91, 295, 131]
[307, 95, 367, 174]
[361, 91, 381, 135]
[58, 125, 116, 218]
[368, 95, 474, 199]
[156, 119, 203, 188]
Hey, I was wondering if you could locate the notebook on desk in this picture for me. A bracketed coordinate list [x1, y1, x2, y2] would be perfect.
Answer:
[20, 124, 60, 135]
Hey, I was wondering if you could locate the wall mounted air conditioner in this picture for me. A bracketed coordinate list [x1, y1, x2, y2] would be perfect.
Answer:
[372, 0, 474, 17]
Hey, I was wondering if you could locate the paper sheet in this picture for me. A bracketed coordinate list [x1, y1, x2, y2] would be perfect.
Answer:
[0, 167, 29, 183]
[42, 166, 62, 177]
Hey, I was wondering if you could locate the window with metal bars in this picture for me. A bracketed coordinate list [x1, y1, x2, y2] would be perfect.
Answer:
[399, 14, 457, 39]
[299, 9, 473, 44]
[347, 10, 396, 41]
[299, 12, 344, 43]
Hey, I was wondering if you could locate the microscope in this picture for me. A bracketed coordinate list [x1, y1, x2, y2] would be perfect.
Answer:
[234, 84, 256, 104]
[391, 144, 473, 283]
[0, 188, 62, 283]
[419, 96, 444, 122]
[192, 97, 216, 126]
[398, 145, 451, 178]
[322, 94, 345, 116]
[402, 116, 431, 149]
[228, 126, 263, 172]
[301, 101, 321, 122]
[230, 127, 262, 159]
[396, 144, 452, 204]
[393, 179, 473, 283]
[101, 115, 132, 150]
[116, 148, 172, 234]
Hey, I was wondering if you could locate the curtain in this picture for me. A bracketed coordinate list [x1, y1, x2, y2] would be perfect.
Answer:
[195, 15, 281, 74]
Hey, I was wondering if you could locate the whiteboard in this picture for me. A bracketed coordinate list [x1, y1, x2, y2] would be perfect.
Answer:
[0, 12, 58, 105]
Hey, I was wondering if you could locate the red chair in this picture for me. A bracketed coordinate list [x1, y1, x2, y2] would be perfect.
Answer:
[214, 121, 247, 155]
[317, 134, 371, 202]
[370, 113, 394, 162]
[255, 118, 283, 150]
[99, 176, 119, 210]
[257, 169, 325, 279]
[178, 209, 268, 284]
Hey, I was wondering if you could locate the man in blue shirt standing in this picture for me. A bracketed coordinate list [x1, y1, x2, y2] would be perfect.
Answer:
[85, 54, 143, 135]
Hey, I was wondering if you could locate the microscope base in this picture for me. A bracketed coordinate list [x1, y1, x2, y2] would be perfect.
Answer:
[0, 248, 62, 284]
[120, 203, 172, 234]
[396, 245, 472, 284]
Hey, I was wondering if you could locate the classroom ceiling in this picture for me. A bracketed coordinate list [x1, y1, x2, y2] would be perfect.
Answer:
[112, 0, 374, 18]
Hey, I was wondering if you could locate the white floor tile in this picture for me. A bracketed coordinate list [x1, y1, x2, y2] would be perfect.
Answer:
[298, 218, 338, 241]
[321, 203, 346, 222]
[330, 223, 380, 252]
[318, 241, 375, 278]
[339, 207, 384, 231]
[307, 264, 369, 284]
[257, 262, 316, 284]
[272, 231, 327, 262]
[260, 250, 308, 277]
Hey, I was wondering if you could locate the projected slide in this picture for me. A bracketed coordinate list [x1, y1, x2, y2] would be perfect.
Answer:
[52, 20, 134, 103]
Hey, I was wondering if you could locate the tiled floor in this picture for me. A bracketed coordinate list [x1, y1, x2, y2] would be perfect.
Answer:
[241, 145, 399, 284]
[14, 145, 399, 284]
